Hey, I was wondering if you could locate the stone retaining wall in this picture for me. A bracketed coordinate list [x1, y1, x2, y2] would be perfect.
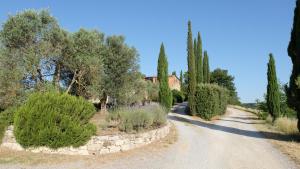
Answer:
[0, 122, 170, 156]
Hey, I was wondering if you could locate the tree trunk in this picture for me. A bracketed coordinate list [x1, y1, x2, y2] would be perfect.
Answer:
[100, 93, 108, 113]
[66, 71, 77, 94]
[53, 62, 61, 91]
[37, 68, 44, 83]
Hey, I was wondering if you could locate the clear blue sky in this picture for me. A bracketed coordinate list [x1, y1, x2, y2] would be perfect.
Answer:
[0, 0, 296, 103]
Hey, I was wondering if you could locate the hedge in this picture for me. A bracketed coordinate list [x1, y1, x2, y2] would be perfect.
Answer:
[195, 84, 229, 120]
[14, 92, 96, 149]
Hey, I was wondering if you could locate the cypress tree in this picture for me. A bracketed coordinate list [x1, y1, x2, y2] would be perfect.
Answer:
[267, 54, 281, 120]
[287, 0, 300, 131]
[187, 21, 196, 115]
[203, 51, 210, 83]
[194, 39, 197, 62]
[157, 43, 172, 111]
[180, 70, 183, 88]
[196, 32, 203, 83]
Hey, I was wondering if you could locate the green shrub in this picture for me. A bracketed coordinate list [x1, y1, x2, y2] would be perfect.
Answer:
[0, 122, 6, 143]
[14, 92, 96, 149]
[0, 106, 19, 143]
[195, 84, 229, 120]
[258, 111, 269, 120]
[172, 89, 185, 104]
[108, 104, 167, 132]
[0, 106, 18, 125]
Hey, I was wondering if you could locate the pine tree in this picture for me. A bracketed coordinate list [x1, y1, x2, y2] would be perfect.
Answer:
[267, 54, 281, 120]
[157, 43, 172, 111]
[287, 0, 300, 131]
[187, 21, 196, 115]
[203, 51, 210, 83]
[196, 32, 203, 83]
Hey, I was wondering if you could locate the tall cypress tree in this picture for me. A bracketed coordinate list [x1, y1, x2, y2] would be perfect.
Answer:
[194, 39, 197, 63]
[180, 70, 183, 89]
[196, 32, 203, 83]
[187, 21, 196, 115]
[287, 0, 300, 131]
[267, 54, 281, 120]
[157, 43, 172, 111]
[203, 51, 210, 83]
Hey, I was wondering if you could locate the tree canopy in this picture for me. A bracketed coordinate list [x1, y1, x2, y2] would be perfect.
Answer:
[210, 68, 240, 105]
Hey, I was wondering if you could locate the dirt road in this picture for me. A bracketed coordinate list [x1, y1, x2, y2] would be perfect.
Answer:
[1, 102, 298, 169]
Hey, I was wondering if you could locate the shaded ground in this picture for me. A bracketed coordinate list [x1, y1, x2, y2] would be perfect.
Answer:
[0, 103, 298, 169]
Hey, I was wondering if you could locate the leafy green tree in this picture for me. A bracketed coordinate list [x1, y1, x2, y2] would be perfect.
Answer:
[196, 32, 203, 83]
[119, 73, 147, 105]
[267, 54, 281, 120]
[1, 10, 59, 88]
[172, 71, 177, 76]
[187, 21, 196, 115]
[146, 81, 159, 102]
[0, 49, 23, 110]
[157, 43, 172, 111]
[194, 39, 197, 62]
[210, 68, 240, 105]
[287, 0, 300, 131]
[203, 51, 210, 83]
[180, 70, 183, 88]
[103, 36, 140, 106]
[64, 29, 104, 99]
[0, 10, 60, 108]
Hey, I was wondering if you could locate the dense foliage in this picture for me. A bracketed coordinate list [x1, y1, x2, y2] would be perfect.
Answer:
[196, 32, 203, 84]
[257, 84, 297, 118]
[0, 9, 144, 113]
[157, 43, 172, 111]
[172, 89, 185, 104]
[210, 68, 240, 105]
[103, 36, 141, 106]
[267, 54, 281, 120]
[203, 51, 210, 83]
[14, 92, 96, 148]
[287, 0, 300, 131]
[195, 84, 229, 120]
[146, 81, 159, 102]
[187, 21, 197, 115]
[0, 107, 17, 143]
[107, 105, 167, 133]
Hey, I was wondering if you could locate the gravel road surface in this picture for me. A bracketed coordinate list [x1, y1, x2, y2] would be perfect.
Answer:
[1, 102, 298, 169]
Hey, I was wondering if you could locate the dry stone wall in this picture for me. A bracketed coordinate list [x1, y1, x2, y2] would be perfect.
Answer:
[1, 122, 170, 156]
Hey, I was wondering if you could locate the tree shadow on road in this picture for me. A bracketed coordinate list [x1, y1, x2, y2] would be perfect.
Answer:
[216, 119, 265, 125]
[230, 116, 259, 120]
[169, 108, 300, 143]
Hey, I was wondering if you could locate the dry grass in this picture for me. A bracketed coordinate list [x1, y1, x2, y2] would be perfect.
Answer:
[89, 111, 122, 136]
[274, 117, 298, 135]
[253, 118, 300, 166]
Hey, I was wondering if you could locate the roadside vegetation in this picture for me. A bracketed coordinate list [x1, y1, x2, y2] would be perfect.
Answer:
[107, 104, 167, 133]
[195, 84, 228, 120]
[184, 21, 234, 119]
[0, 9, 168, 148]
[14, 92, 96, 148]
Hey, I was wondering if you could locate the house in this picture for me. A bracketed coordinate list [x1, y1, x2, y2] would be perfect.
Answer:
[145, 75, 181, 91]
